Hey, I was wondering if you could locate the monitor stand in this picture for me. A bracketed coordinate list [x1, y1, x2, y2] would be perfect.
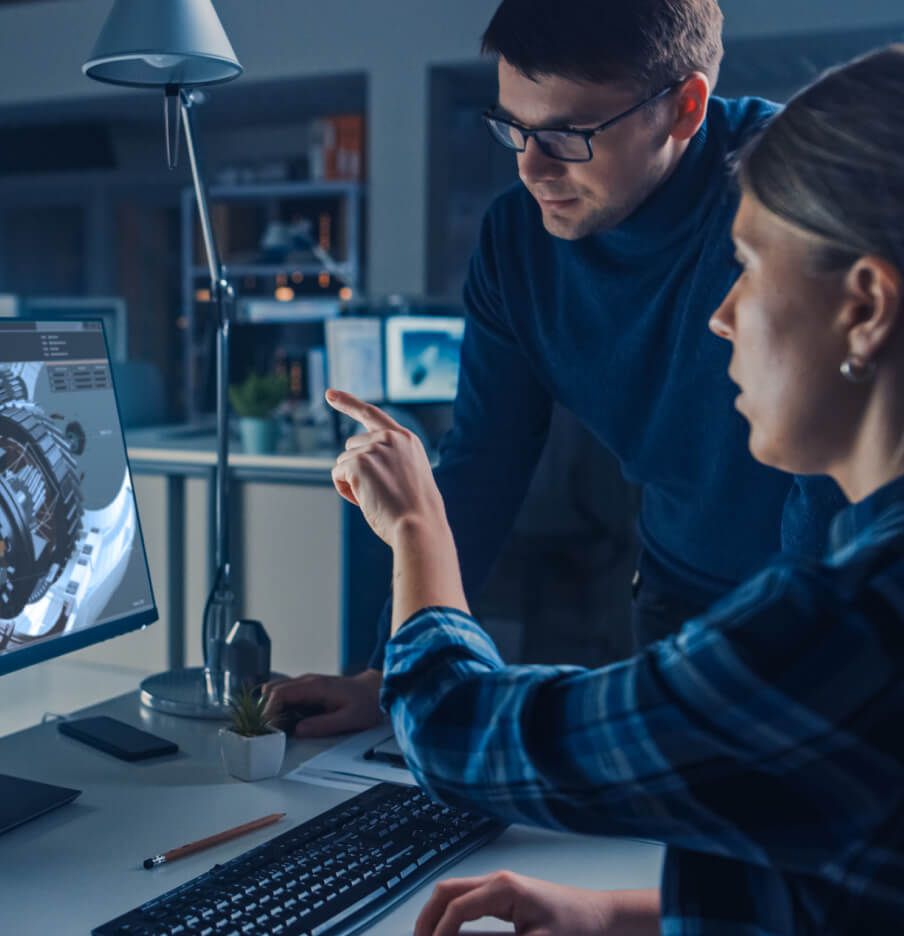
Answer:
[0, 773, 81, 836]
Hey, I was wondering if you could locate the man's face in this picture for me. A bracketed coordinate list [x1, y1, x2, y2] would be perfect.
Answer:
[496, 58, 678, 239]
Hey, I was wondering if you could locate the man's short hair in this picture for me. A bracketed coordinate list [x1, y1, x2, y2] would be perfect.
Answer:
[482, 0, 724, 92]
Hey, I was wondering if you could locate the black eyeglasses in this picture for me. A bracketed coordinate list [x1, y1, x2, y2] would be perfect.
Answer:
[482, 83, 680, 163]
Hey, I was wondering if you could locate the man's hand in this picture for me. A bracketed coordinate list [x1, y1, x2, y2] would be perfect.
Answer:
[415, 872, 660, 936]
[261, 668, 383, 738]
[325, 389, 448, 548]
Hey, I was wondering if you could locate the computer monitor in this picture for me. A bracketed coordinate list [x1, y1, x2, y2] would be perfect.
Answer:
[384, 315, 465, 403]
[15, 297, 128, 363]
[325, 316, 385, 403]
[0, 319, 157, 833]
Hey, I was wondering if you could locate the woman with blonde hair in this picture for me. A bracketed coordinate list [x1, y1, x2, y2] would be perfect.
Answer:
[278, 45, 904, 934]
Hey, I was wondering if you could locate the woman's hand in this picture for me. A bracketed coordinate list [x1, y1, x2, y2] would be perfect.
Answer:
[326, 389, 468, 629]
[414, 872, 661, 936]
[326, 389, 447, 548]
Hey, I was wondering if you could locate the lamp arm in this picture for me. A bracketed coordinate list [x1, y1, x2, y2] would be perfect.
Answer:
[179, 89, 236, 691]
[180, 89, 221, 285]
[179, 89, 232, 572]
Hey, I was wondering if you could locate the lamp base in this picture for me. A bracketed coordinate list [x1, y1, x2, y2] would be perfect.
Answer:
[139, 667, 288, 719]
[139, 667, 229, 719]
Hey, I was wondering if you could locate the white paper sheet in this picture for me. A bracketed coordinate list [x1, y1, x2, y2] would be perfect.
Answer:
[283, 723, 416, 790]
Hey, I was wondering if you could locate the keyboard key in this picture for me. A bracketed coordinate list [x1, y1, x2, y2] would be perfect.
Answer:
[310, 885, 388, 936]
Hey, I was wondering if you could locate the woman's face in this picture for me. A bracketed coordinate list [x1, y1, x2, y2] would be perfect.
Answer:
[709, 193, 859, 476]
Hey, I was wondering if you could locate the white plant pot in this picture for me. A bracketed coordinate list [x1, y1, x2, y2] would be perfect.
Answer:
[219, 728, 286, 782]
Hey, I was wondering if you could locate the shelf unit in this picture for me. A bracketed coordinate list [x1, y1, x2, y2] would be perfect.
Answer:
[181, 180, 365, 420]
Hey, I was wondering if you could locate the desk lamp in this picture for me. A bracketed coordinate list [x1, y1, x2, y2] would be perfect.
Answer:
[84, 0, 244, 716]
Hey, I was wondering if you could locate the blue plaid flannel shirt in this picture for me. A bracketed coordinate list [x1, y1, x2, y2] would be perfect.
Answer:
[381, 476, 904, 934]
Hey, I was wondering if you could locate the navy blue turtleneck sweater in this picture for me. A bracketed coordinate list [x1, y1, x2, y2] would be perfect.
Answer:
[370, 96, 845, 666]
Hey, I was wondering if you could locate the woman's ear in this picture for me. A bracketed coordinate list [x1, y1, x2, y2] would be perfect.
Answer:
[841, 257, 904, 362]
[669, 73, 710, 142]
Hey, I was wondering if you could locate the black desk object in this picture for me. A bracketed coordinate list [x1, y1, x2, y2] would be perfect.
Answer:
[0, 773, 81, 836]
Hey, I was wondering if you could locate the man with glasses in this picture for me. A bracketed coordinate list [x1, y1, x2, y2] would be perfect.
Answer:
[265, 0, 843, 736]
[482, 80, 680, 194]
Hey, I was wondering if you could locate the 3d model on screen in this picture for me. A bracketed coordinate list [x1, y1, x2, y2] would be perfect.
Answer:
[0, 362, 136, 651]
[409, 343, 440, 387]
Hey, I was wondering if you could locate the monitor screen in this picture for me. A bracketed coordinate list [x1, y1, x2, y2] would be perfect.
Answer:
[384, 315, 465, 403]
[0, 320, 156, 676]
[16, 297, 128, 363]
[325, 316, 385, 403]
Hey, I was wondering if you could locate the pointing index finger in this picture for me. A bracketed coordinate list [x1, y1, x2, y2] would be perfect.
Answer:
[325, 389, 401, 432]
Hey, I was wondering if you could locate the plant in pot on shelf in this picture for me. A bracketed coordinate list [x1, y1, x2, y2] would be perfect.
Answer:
[219, 687, 286, 782]
[229, 371, 290, 455]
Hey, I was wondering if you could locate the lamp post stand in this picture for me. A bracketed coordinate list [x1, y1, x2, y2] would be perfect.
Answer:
[140, 90, 238, 718]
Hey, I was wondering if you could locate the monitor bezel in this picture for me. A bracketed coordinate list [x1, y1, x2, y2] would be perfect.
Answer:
[0, 317, 158, 677]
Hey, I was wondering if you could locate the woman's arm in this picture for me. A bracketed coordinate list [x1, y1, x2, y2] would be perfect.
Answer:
[326, 390, 898, 873]
[326, 389, 469, 628]
[390, 517, 466, 634]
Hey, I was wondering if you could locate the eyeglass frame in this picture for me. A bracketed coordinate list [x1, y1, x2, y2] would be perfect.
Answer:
[481, 80, 683, 163]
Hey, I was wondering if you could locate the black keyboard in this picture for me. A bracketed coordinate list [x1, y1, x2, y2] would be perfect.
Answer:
[94, 782, 505, 936]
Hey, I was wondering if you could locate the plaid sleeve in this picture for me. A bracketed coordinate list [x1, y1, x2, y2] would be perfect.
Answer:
[381, 557, 904, 871]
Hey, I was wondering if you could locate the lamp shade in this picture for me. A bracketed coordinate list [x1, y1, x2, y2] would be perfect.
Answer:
[83, 0, 242, 88]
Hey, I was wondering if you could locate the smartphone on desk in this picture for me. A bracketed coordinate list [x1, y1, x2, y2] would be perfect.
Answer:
[58, 716, 178, 762]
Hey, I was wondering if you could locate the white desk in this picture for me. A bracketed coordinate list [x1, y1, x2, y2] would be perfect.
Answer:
[0, 691, 663, 934]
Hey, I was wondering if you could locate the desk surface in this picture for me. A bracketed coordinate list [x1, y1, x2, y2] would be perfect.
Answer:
[126, 424, 338, 481]
[1, 691, 663, 934]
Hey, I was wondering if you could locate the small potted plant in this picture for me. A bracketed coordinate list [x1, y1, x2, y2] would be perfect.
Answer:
[229, 371, 290, 454]
[219, 687, 286, 782]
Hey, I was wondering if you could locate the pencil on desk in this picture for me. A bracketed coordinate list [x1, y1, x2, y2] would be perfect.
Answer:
[143, 812, 285, 869]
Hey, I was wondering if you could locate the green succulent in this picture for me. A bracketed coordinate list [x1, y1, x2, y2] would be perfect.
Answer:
[227, 686, 276, 737]
[228, 371, 290, 419]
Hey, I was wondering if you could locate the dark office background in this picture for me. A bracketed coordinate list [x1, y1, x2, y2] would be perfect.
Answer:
[0, 1, 901, 668]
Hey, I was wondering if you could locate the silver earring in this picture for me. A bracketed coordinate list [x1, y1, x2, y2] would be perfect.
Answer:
[840, 355, 877, 383]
